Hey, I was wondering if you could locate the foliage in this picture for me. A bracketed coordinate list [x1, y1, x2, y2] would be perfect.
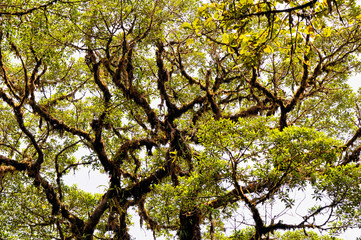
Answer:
[1, 0, 361, 239]
[275, 229, 343, 240]
[228, 228, 342, 240]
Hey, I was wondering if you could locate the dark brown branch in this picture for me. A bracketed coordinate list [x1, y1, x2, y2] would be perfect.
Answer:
[0, 44, 21, 100]
[248, 67, 279, 104]
[344, 128, 361, 149]
[0, 154, 29, 171]
[177, 50, 201, 86]
[156, 42, 179, 115]
[83, 184, 115, 238]
[204, 181, 274, 209]
[87, 50, 112, 103]
[129, 0, 159, 46]
[10, 42, 29, 107]
[12, 106, 44, 170]
[137, 195, 177, 231]
[54, 140, 83, 200]
[205, 70, 222, 120]
[225, 0, 318, 20]
[225, 104, 267, 120]
[0, 0, 59, 16]
[112, 52, 160, 129]
[27, 171, 85, 237]
[45, 79, 88, 106]
[119, 158, 172, 202]
[92, 135, 114, 174]
[177, 95, 206, 117]
[29, 101, 92, 142]
[113, 138, 158, 165]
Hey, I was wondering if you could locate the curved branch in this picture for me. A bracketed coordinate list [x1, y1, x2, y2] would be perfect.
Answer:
[0, 0, 59, 16]
[224, 0, 318, 20]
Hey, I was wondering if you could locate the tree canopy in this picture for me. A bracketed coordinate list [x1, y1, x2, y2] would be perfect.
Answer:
[1, 0, 361, 239]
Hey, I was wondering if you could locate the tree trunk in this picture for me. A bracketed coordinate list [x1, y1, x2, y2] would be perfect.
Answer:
[108, 207, 130, 240]
[178, 208, 201, 240]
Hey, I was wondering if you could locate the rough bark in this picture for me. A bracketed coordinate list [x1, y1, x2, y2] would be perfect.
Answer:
[179, 208, 202, 240]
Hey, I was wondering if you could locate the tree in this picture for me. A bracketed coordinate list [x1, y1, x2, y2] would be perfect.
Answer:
[1, 0, 361, 239]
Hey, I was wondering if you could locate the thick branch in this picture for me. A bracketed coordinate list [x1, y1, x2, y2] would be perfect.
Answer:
[156, 42, 179, 115]
[30, 101, 92, 142]
[112, 51, 160, 129]
[83, 185, 115, 238]
[0, 0, 59, 16]
[0, 154, 29, 171]
[225, 0, 318, 20]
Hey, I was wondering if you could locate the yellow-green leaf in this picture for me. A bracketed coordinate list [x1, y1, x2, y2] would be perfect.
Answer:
[222, 33, 229, 44]
[181, 22, 192, 30]
[264, 45, 274, 53]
